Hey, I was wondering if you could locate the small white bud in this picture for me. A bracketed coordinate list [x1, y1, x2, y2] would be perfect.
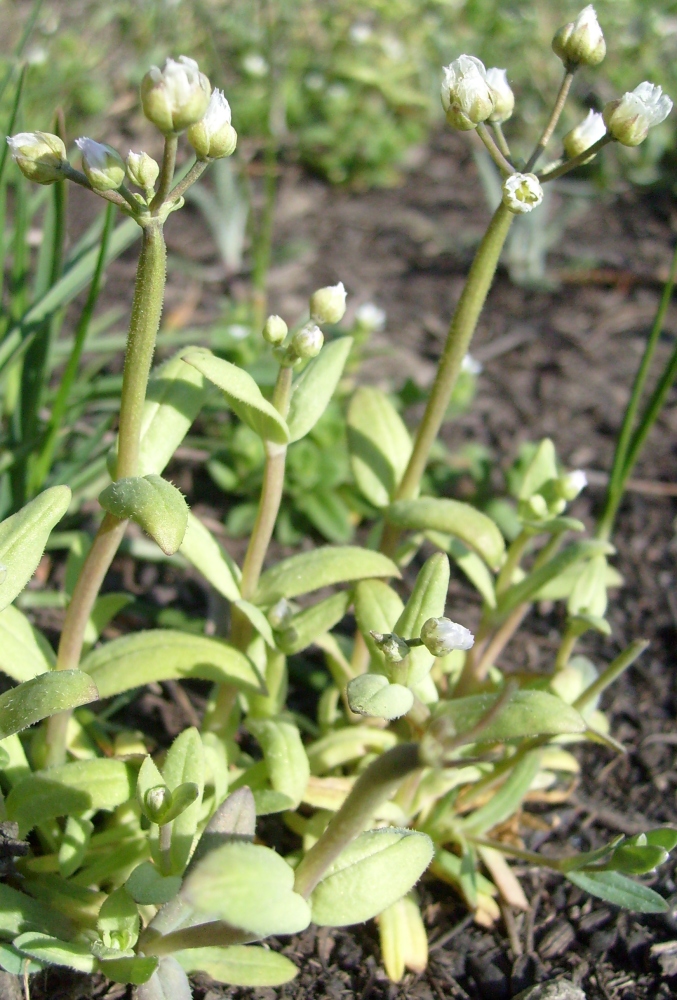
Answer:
[502, 172, 544, 214]
[603, 82, 673, 147]
[7, 131, 66, 185]
[262, 314, 288, 346]
[486, 68, 514, 124]
[309, 282, 347, 325]
[355, 302, 386, 331]
[461, 353, 483, 376]
[369, 631, 410, 664]
[420, 618, 474, 657]
[562, 110, 607, 161]
[187, 89, 237, 160]
[552, 6, 606, 68]
[440, 55, 495, 131]
[76, 138, 125, 192]
[267, 598, 294, 630]
[290, 323, 324, 360]
[126, 151, 160, 191]
[558, 469, 588, 501]
[141, 56, 211, 134]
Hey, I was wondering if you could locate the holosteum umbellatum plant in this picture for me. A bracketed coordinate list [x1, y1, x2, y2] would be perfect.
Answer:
[0, 8, 675, 993]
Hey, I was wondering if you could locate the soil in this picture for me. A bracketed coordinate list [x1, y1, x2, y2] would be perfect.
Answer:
[21, 127, 677, 999]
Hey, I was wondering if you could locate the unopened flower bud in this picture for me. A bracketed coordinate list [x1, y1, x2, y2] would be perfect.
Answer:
[267, 598, 294, 630]
[145, 785, 172, 823]
[262, 314, 288, 346]
[7, 131, 66, 184]
[310, 282, 347, 325]
[502, 172, 543, 214]
[440, 55, 494, 131]
[558, 469, 588, 501]
[141, 56, 211, 134]
[486, 68, 514, 124]
[369, 631, 410, 664]
[76, 138, 125, 192]
[126, 150, 160, 191]
[552, 5, 606, 68]
[291, 323, 324, 360]
[562, 110, 607, 161]
[603, 82, 673, 147]
[420, 618, 474, 657]
[187, 89, 238, 159]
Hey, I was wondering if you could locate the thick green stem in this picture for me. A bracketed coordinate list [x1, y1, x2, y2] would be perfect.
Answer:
[381, 203, 513, 556]
[597, 239, 677, 540]
[525, 70, 575, 172]
[293, 743, 421, 899]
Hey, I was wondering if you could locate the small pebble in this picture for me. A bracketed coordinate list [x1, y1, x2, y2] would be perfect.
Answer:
[538, 919, 576, 959]
[512, 981, 587, 1000]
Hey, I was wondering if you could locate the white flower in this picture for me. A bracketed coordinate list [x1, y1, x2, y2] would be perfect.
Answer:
[562, 110, 607, 161]
[291, 323, 324, 360]
[242, 53, 268, 77]
[187, 89, 237, 159]
[440, 55, 494, 131]
[420, 618, 475, 657]
[462, 353, 483, 376]
[126, 151, 159, 190]
[559, 469, 588, 501]
[310, 282, 347, 325]
[553, 5, 606, 67]
[141, 55, 211, 134]
[76, 138, 125, 192]
[502, 172, 544, 214]
[355, 302, 387, 331]
[603, 82, 673, 146]
[7, 131, 66, 184]
[486, 68, 514, 124]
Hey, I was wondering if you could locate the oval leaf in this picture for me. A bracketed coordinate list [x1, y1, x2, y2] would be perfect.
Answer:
[276, 591, 351, 655]
[387, 498, 505, 572]
[347, 387, 411, 508]
[432, 689, 586, 746]
[0, 670, 97, 740]
[287, 337, 353, 443]
[0, 605, 55, 682]
[99, 475, 188, 556]
[566, 870, 668, 913]
[137, 956, 192, 1000]
[347, 674, 414, 720]
[81, 630, 264, 699]
[0, 486, 71, 611]
[354, 580, 404, 673]
[13, 933, 95, 973]
[176, 945, 298, 986]
[246, 717, 310, 809]
[126, 863, 182, 906]
[255, 546, 400, 605]
[310, 829, 433, 926]
[162, 727, 205, 875]
[180, 512, 241, 601]
[184, 350, 289, 444]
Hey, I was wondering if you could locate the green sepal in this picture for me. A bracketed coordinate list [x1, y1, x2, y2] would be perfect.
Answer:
[347, 387, 411, 508]
[0, 670, 97, 740]
[99, 475, 188, 556]
[287, 337, 353, 442]
[176, 945, 298, 986]
[0, 486, 71, 612]
[255, 546, 399, 605]
[137, 755, 168, 821]
[347, 674, 414, 720]
[387, 498, 505, 572]
[606, 843, 668, 875]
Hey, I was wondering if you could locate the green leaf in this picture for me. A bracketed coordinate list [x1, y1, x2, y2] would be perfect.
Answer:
[347, 387, 411, 508]
[176, 945, 298, 986]
[97, 954, 159, 985]
[253, 789, 295, 815]
[307, 727, 398, 775]
[0, 941, 43, 976]
[136, 956, 192, 1000]
[246, 717, 309, 809]
[536, 560, 623, 601]
[126, 863, 182, 906]
[566, 870, 668, 912]
[162, 728, 205, 874]
[645, 828, 677, 852]
[429, 534, 497, 608]
[181, 841, 311, 936]
[190, 787, 256, 866]
[0, 486, 71, 611]
[432, 690, 586, 746]
[6, 759, 135, 834]
[0, 670, 98, 740]
[310, 829, 434, 926]
[518, 439, 558, 500]
[235, 600, 275, 648]
[180, 512, 241, 602]
[12, 933, 95, 973]
[354, 580, 404, 673]
[0, 605, 55, 681]
[84, 593, 134, 648]
[287, 337, 353, 443]
[608, 844, 668, 875]
[347, 674, 414, 720]
[0, 883, 70, 940]
[99, 476, 188, 556]
[568, 554, 608, 619]
[387, 498, 505, 572]
[138, 350, 208, 477]
[394, 552, 449, 686]
[276, 591, 351, 655]
[58, 816, 93, 879]
[97, 887, 140, 951]
[81, 630, 264, 699]
[295, 489, 354, 544]
[460, 752, 542, 836]
[255, 546, 400, 605]
[184, 350, 289, 444]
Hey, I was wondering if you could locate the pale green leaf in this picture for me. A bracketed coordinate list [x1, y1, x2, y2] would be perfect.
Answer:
[81, 630, 264, 699]
[276, 591, 351, 655]
[287, 337, 353, 442]
[180, 512, 241, 602]
[431, 689, 586, 746]
[0, 670, 98, 740]
[13, 933, 95, 973]
[347, 674, 414, 720]
[387, 498, 505, 572]
[0, 487, 71, 611]
[255, 546, 400, 605]
[460, 751, 542, 835]
[429, 533, 496, 607]
[518, 439, 557, 500]
[176, 945, 298, 986]
[354, 579, 404, 673]
[58, 816, 93, 879]
[0, 605, 55, 682]
[138, 350, 208, 477]
[162, 728, 205, 875]
[184, 350, 289, 444]
[347, 387, 411, 508]
[235, 600, 275, 647]
[136, 956, 192, 1000]
[84, 593, 134, 648]
[126, 863, 182, 906]
[0, 883, 69, 940]
[99, 476, 188, 556]
[394, 552, 449, 685]
[97, 954, 158, 985]
[247, 717, 309, 809]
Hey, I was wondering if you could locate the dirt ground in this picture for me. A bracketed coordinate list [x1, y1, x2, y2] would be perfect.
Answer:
[25, 126, 677, 999]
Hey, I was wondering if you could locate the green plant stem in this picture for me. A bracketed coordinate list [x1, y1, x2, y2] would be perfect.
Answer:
[538, 134, 613, 182]
[470, 837, 562, 872]
[573, 639, 648, 715]
[32, 202, 115, 489]
[491, 123, 512, 160]
[381, 203, 513, 557]
[168, 157, 209, 204]
[554, 618, 586, 672]
[45, 221, 167, 766]
[151, 134, 179, 212]
[60, 164, 129, 212]
[525, 70, 575, 172]
[495, 529, 529, 595]
[293, 743, 421, 899]
[476, 123, 514, 175]
[597, 239, 677, 540]
[454, 604, 529, 697]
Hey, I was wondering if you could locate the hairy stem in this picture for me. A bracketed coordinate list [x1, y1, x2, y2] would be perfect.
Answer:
[525, 70, 575, 172]
[151, 134, 179, 212]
